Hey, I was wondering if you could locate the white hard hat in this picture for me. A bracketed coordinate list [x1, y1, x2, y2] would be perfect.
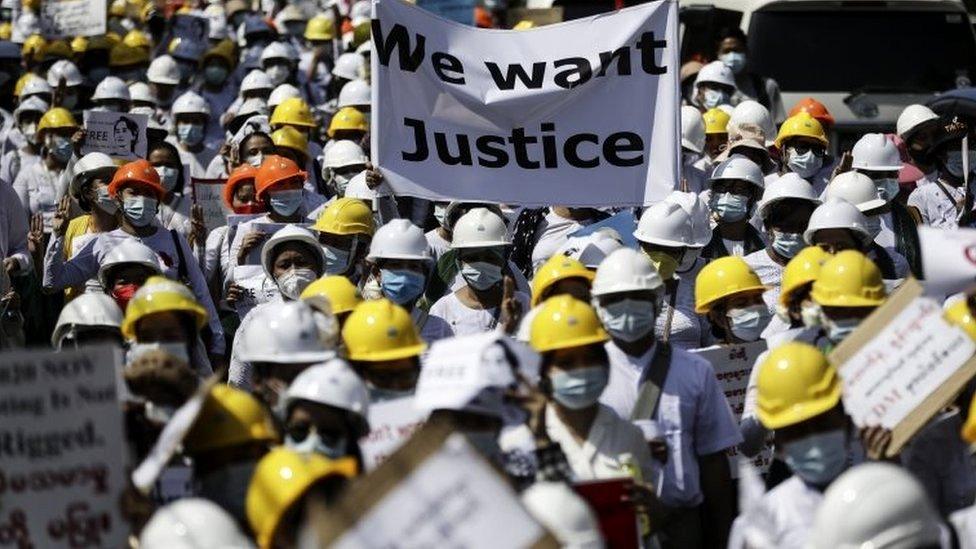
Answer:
[46, 59, 83, 87]
[283, 359, 369, 435]
[452, 207, 510, 249]
[208, 16, 228, 40]
[634, 192, 712, 247]
[710, 155, 764, 189]
[19, 74, 52, 99]
[521, 482, 605, 549]
[147, 55, 180, 86]
[367, 218, 432, 262]
[139, 498, 255, 549]
[556, 230, 624, 270]
[729, 100, 776, 147]
[268, 83, 301, 110]
[896, 104, 939, 140]
[344, 170, 392, 200]
[803, 197, 871, 244]
[14, 95, 49, 118]
[172, 91, 211, 117]
[337, 79, 370, 109]
[810, 462, 943, 549]
[332, 52, 362, 80]
[70, 152, 117, 200]
[97, 239, 162, 288]
[51, 293, 123, 349]
[591, 248, 662, 297]
[237, 301, 336, 364]
[128, 82, 158, 106]
[241, 69, 273, 93]
[92, 76, 131, 103]
[825, 172, 887, 212]
[694, 60, 736, 91]
[323, 140, 368, 168]
[260, 225, 325, 281]
[757, 173, 821, 218]
[275, 4, 307, 24]
[350, 0, 371, 20]
[260, 41, 299, 64]
[681, 105, 705, 154]
[11, 12, 40, 43]
[851, 133, 902, 172]
[236, 97, 268, 120]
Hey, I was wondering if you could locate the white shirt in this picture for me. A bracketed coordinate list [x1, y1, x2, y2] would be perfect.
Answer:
[658, 258, 712, 350]
[0, 180, 30, 273]
[0, 146, 40, 187]
[410, 306, 453, 344]
[203, 224, 231, 288]
[158, 193, 193, 239]
[908, 179, 964, 230]
[600, 341, 743, 507]
[13, 161, 66, 233]
[172, 140, 220, 180]
[425, 229, 450, 264]
[529, 209, 593, 273]
[728, 476, 822, 549]
[428, 290, 529, 337]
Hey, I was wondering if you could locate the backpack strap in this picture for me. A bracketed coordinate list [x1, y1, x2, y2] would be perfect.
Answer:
[629, 343, 673, 421]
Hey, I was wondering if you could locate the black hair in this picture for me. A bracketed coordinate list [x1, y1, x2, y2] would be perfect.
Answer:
[716, 26, 748, 48]
[114, 116, 140, 153]
[147, 138, 186, 194]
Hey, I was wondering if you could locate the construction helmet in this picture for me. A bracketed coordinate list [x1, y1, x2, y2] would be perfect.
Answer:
[260, 225, 325, 281]
[703, 107, 731, 135]
[710, 155, 764, 189]
[775, 112, 828, 149]
[780, 245, 832, 307]
[21, 33, 45, 62]
[91, 76, 131, 102]
[530, 295, 609, 353]
[120, 276, 208, 339]
[694, 256, 767, 313]
[0, 23, 12, 41]
[304, 14, 335, 41]
[344, 170, 393, 199]
[681, 105, 706, 154]
[172, 90, 211, 116]
[810, 250, 886, 308]
[322, 140, 368, 169]
[313, 197, 374, 236]
[896, 104, 939, 140]
[139, 498, 254, 549]
[301, 275, 362, 316]
[109, 42, 149, 67]
[328, 107, 368, 138]
[268, 83, 301, 110]
[634, 195, 701, 247]
[184, 385, 278, 454]
[694, 60, 735, 91]
[14, 96, 48, 121]
[825, 172, 886, 213]
[236, 300, 336, 364]
[803, 197, 871, 245]
[255, 155, 306, 199]
[810, 463, 943, 549]
[337, 79, 370, 109]
[96, 238, 161, 288]
[247, 449, 357, 549]
[14, 73, 45, 98]
[108, 158, 165, 200]
[69, 152, 117, 201]
[332, 52, 362, 80]
[271, 126, 308, 157]
[367, 218, 430, 262]
[756, 342, 840, 429]
[270, 97, 315, 128]
[342, 299, 426, 361]
[260, 41, 299, 65]
[51, 293, 123, 349]
[944, 299, 976, 343]
[37, 107, 77, 134]
[122, 29, 151, 50]
[43, 39, 71, 61]
[222, 164, 258, 210]
[203, 39, 236, 67]
[787, 97, 835, 129]
[531, 255, 594, 306]
[851, 133, 902, 172]
[729, 100, 777, 147]
[756, 173, 821, 218]
[591, 247, 663, 301]
[556, 230, 624, 270]
[283, 359, 370, 436]
[241, 69, 273, 93]
[147, 54, 180, 85]
[451, 207, 510, 249]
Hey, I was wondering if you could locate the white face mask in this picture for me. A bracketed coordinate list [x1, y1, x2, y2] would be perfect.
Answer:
[265, 64, 290, 86]
[20, 122, 37, 144]
[702, 88, 728, 109]
[127, 341, 190, 365]
[277, 267, 317, 300]
[246, 152, 264, 168]
[94, 186, 119, 215]
[787, 148, 823, 179]
[597, 298, 656, 343]
[727, 304, 772, 342]
[154, 165, 180, 192]
[801, 302, 822, 328]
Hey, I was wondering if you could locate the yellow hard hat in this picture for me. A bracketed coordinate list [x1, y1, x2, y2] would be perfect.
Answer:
[962, 390, 976, 443]
[87, 34, 112, 51]
[513, 20, 535, 30]
[203, 39, 236, 66]
[109, 0, 126, 16]
[756, 342, 841, 429]
[703, 107, 731, 135]
[775, 111, 829, 149]
[944, 299, 976, 343]
[22, 34, 46, 63]
[694, 256, 768, 313]
[301, 275, 363, 315]
[120, 276, 208, 339]
[109, 42, 149, 67]
[270, 97, 315, 128]
[531, 255, 594, 307]
[21, 0, 39, 11]
[304, 14, 335, 41]
[312, 197, 374, 236]
[44, 39, 72, 61]
[14, 73, 37, 97]
[780, 246, 832, 306]
[327, 107, 368, 138]
[122, 29, 151, 50]
[0, 22, 11, 40]
[271, 126, 309, 157]
[530, 295, 609, 353]
[182, 385, 278, 454]
[341, 299, 426, 361]
[106, 31, 122, 47]
[70, 35, 89, 54]
[38, 107, 79, 133]
[247, 448, 357, 549]
[810, 250, 886, 308]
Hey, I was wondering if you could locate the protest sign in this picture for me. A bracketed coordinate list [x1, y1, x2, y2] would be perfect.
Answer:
[418, 0, 475, 24]
[191, 178, 231, 232]
[240, 222, 311, 265]
[358, 395, 428, 470]
[831, 278, 976, 456]
[314, 418, 556, 547]
[171, 14, 210, 60]
[692, 341, 772, 475]
[505, 7, 564, 27]
[919, 226, 976, 297]
[82, 111, 148, 160]
[41, 0, 106, 37]
[573, 479, 638, 548]
[371, 0, 680, 207]
[0, 345, 128, 548]
[232, 265, 280, 318]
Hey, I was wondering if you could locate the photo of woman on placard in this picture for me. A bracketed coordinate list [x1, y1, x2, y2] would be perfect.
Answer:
[113, 116, 139, 157]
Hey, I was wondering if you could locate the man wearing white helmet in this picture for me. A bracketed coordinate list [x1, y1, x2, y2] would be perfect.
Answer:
[691, 61, 736, 111]
[907, 116, 970, 230]
[169, 90, 219, 178]
[337, 79, 370, 114]
[147, 54, 180, 112]
[680, 105, 709, 193]
[50, 292, 123, 350]
[554, 229, 624, 270]
[139, 498, 256, 549]
[222, 68, 273, 127]
[593, 247, 741, 548]
[45, 59, 83, 111]
[320, 139, 367, 198]
[261, 40, 324, 106]
[803, 197, 908, 280]
[62, 152, 120, 298]
[897, 103, 941, 181]
[90, 76, 131, 113]
[96, 238, 163, 310]
[0, 95, 46, 187]
[701, 155, 767, 259]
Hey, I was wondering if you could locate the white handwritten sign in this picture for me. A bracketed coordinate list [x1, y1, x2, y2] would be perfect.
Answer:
[191, 178, 230, 232]
[358, 396, 428, 471]
[232, 265, 280, 319]
[82, 110, 148, 160]
[0, 345, 128, 548]
[919, 226, 976, 297]
[41, 0, 106, 37]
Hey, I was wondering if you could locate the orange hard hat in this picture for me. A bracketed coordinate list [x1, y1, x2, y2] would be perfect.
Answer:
[789, 97, 835, 129]
[108, 159, 165, 200]
[255, 155, 306, 200]
[223, 164, 259, 209]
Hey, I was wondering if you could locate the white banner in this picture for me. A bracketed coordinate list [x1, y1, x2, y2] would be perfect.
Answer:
[371, 0, 680, 206]
[42, 0, 106, 37]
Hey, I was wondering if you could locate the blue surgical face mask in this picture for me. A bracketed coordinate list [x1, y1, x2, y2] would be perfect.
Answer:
[783, 429, 848, 487]
[702, 88, 728, 109]
[719, 51, 747, 74]
[368, 384, 413, 403]
[598, 298, 656, 343]
[381, 268, 426, 305]
[269, 188, 303, 216]
[285, 429, 348, 459]
[122, 195, 157, 227]
[459, 260, 503, 291]
[204, 64, 228, 86]
[874, 178, 900, 202]
[95, 186, 119, 215]
[47, 134, 73, 163]
[787, 148, 823, 179]
[322, 243, 352, 275]
[710, 192, 750, 223]
[727, 304, 772, 342]
[176, 122, 205, 147]
[549, 366, 609, 410]
[154, 165, 180, 192]
[825, 315, 861, 344]
[771, 230, 805, 259]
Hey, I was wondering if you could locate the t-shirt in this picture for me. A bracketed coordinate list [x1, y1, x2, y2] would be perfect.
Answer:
[908, 179, 964, 230]
[428, 290, 529, 337]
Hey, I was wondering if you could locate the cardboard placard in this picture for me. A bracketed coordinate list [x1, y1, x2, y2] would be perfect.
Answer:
[918, 226, 976, 296]
[81, 111, 148, 160]
[312, 418, 557, 548]
[505, 7, 564, 28]
[0, 345, 128, 548]
[240, 222, 311, 265]
[358, 396, 428, 471]
[191, 178, 231, 232]
[830, 278, 976, 456]
[41, 0, 106, 37]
